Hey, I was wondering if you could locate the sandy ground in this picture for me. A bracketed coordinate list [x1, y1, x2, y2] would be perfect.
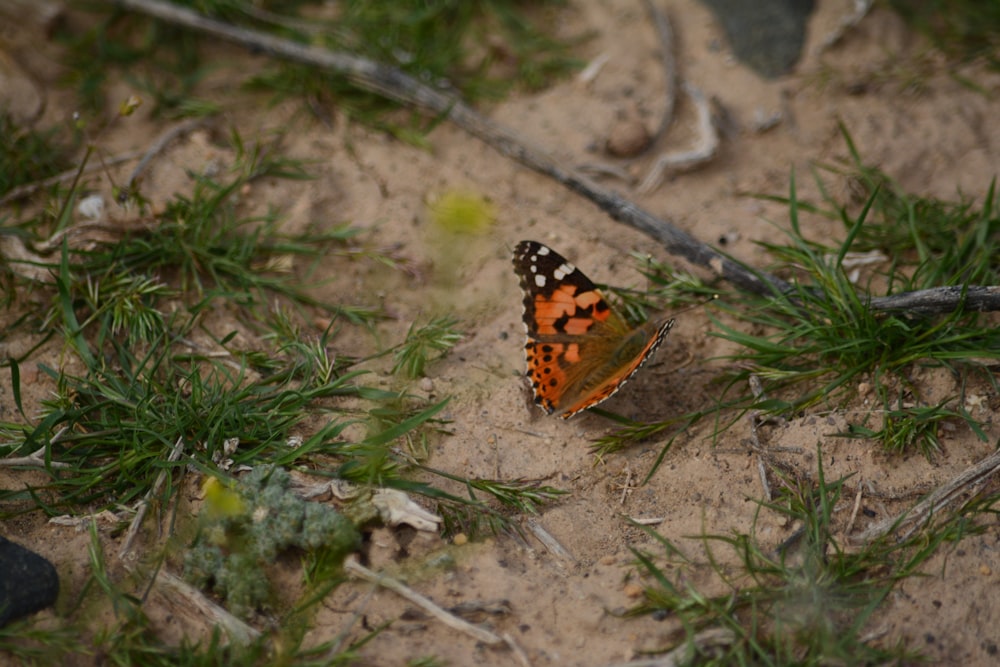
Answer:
[3, 1, 1000, 665]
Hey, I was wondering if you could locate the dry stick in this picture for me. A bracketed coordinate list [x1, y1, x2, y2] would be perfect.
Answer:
[343, 556, 504, 646]
[640, 0, 678, 150]
[154, 569, 261, 645]
[0, 446, 69, 469]
[503, 632, 534, 667]
[526, 518, 576, 565]
[105, 0, 1000, 313]
[866, 285, 1000, 314]
[120, 435, 186, 560]
[746, 375, 772, 501]
[0, 151, 143, 206]
[0, 426, 71, 468]
[638, 83, 719, 194]
[635, 4, 719, 194]
[843, 483, 864, 538]
[619, 464, 633, 505]
[851, 448, 1000, 545]
[603, 627, 736, 667]
[1, 111, 203, 208]
[123, 117, 208, 198]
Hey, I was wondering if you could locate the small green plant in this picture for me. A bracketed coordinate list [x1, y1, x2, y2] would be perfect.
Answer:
[392, 316, 463, 378]
[835, 396, 983, 461]
[588, 411, 703, 465]
[185, 466, 360, 619]
[0, 129, 439, 516]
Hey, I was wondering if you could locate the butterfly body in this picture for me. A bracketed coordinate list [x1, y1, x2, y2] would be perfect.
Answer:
[512, 240, 674, 418]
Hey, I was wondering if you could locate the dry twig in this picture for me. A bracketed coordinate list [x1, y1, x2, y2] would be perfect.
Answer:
[851, 448, 1000, 544]
[843, 483, 864, 538]
[746, 375, 773, 501]
[120, 435, 186, 560]
[603, 627, 736, 666]
[526, 518, 577, 565]
[152, 569, 261, 646]
[641, 0, 678, 150]
[0, 445, 70, 469]
[343, 556, 504, 646]
[122, 117, 209, 200]
[638, 83, 719, 193]
[0, 151, 142, 206]
[0, 426, 71, 469]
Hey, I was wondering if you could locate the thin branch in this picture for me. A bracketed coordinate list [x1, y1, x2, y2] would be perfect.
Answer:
[602, 627, 736, 667]
[0, 427, 72, 469]
[344, 556, 504, 646]
[0, 445, 70, 469]
[638, 83, 720, 193]
[122, 117, 209, 200]
[851, 448, 1000, 545]
[866, 285, 1000, 315]
[0, 151, 142, 206]
[153, 569, 261, 646]
[120, 435, 186, 561]
[525, 518, 576, 565]
[641, 0, 678, 149]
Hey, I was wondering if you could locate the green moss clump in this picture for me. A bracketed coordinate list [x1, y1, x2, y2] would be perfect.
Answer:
[184, 466, 360, 619]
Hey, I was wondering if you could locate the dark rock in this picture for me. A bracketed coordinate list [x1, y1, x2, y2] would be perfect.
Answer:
[0, 536, 59, 627]
[700, 0, 815, 79]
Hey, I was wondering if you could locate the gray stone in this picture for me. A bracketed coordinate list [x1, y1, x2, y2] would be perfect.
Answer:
[0, 536, 59, 627]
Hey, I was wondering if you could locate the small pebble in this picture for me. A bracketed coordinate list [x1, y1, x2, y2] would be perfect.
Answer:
[623, 583, 644, 598]
[606, 119, 651, 157]
[418, 377, 434, 393]
[452, 533, 468, 546]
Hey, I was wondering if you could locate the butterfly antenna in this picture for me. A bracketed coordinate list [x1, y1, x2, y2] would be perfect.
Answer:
[671, 293, 719, 317]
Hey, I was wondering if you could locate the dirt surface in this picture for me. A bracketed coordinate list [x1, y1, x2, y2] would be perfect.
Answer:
[3, 1, 1000, 665]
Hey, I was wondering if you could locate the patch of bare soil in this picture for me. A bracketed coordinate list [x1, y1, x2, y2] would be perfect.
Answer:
[3, 1, 1000, 665]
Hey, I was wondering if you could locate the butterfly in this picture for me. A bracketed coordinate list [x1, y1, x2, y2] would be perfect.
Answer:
[512, 240, 675, 418]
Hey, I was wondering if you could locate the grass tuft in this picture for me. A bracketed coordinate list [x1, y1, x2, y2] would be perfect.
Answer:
[712, 162, 1000, 456]
[628, 449, 947, 663]
[392, 316, 463, 379]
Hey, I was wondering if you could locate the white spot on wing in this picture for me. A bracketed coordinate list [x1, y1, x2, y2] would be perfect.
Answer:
[537, 246, 550, 256]
[534, 274, 547, 287]
[553, 262, 574, 280]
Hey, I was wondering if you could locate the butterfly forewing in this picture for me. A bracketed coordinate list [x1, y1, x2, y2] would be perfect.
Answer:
[512, 240, 674, 418]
